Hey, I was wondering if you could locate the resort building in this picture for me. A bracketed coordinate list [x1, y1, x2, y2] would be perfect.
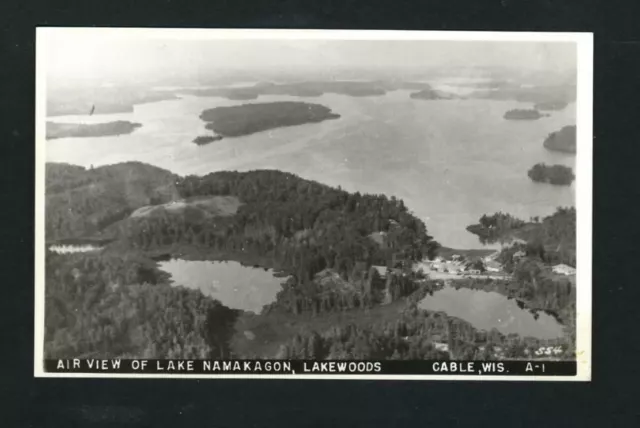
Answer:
[552, 263, 576, 276]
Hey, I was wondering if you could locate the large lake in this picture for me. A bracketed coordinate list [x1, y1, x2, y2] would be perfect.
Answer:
[419, 285, 564, 339]
[157, 259, 286, 314]
[46, 81, 575, 249]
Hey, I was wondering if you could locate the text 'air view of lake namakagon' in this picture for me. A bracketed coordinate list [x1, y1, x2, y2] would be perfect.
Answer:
[45, 80, 575, 250]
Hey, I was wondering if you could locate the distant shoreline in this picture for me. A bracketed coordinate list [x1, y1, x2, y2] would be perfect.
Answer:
[46, 121, 143, 140]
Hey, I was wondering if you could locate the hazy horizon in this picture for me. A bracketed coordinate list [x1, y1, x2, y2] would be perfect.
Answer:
[42, 30, 578, 88]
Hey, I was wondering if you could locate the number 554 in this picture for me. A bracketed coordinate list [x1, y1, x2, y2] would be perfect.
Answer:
[534, 346, 563, 356]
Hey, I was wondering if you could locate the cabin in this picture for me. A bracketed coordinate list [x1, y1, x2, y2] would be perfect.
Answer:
[485, 260, 502, 273]
[433, 342, 450, 353]
[371, 265, 388, 278]
[552, 263, 576, 276]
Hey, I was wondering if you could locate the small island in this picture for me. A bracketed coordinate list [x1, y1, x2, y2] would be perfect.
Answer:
[527, 163, 575, 186]
[534, 101, 569, 111]
[465, 212, 527, 245]
[503, 109, 545, 120]
[409, 88, 457, 100]
[543, 125, 576, 154]
[199, 101, 341, 137]
[46, 121, 142, 140]
[193, 135, 224, 146]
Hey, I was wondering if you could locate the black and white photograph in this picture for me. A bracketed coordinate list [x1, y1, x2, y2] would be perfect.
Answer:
[35, 28, 592, 380]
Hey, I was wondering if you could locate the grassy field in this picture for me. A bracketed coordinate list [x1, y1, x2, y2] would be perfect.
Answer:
[130, 195, 242, 219]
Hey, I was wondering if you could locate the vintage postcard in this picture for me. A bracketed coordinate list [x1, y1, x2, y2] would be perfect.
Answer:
[35, 28, 592, 380]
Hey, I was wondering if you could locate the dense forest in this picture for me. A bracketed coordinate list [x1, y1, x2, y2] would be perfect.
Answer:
[543, 125, 577, 154]
[199, 102, 341, 137]
[465, 212, 526, 245]
[44, 251, 239, 359]
[528, 163, 575, 186]
[271, 281, 574, 361]
[467, 207, 576, 267]
[114, 168, 441, 286]
[46, 121, 142, 140]
[44, 161, 576, 361]
[45, 162, 179, 241]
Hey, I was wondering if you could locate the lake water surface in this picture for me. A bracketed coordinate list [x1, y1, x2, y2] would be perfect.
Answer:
[46, 81, 576, 248]
[418, 285, 564, 339]
[157, 259, 286, 314]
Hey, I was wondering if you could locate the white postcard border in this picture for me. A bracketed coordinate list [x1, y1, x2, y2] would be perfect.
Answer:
[34, 28, 593, 381]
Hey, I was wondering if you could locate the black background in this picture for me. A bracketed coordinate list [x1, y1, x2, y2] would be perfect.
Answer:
[1, 0, 640, 426]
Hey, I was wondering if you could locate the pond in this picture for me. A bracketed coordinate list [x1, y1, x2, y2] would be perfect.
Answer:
[418, 285, 564, 339]
[157, 259, 287, 314]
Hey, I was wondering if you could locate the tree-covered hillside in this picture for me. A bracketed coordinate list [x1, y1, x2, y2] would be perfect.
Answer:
[467, 207, 576, 267]
[44, 251, 239, 359]
[46, 162, 179, 241]
[44, 162, 576, 361]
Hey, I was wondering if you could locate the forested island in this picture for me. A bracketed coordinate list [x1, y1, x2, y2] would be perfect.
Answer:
[543, 125, 577, 154]
[46, 121, 142, 140]
[193, 135, 224, 145]
[199, 102, 340, 137]
[409, 88, 457, 100]
[44, 161, 576, 361]
[528, 163, 575, 186]
[503, 109, 545, 120]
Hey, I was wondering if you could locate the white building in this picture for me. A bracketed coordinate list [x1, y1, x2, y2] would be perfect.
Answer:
[552, 264, 576, 276]
[371, 265, 388, 278]
[433, 342, 450, 353]
[485, 260, 502, 273]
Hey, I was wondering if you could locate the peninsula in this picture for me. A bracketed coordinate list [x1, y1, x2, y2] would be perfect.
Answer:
[543, 125, 577, 154]
[46, 121, 142, 140]
[199, 101, 340, 137]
